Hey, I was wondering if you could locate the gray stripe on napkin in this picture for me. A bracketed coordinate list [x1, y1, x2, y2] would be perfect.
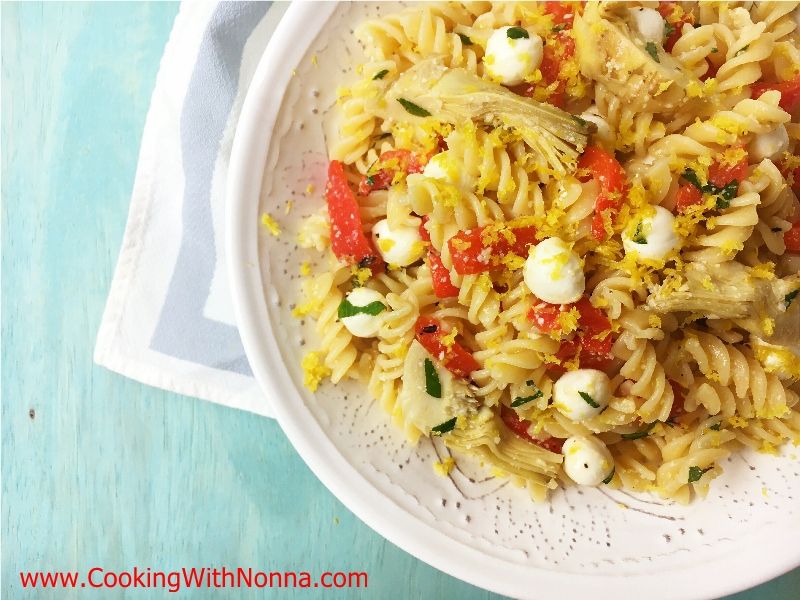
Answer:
[150, 2, 270, 375]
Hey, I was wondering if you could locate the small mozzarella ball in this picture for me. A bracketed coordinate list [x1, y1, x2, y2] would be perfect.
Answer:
[580, 107, 615, 151]
[372, 219, 426, 267]
[562, 436, 615, 486]
[523, 237, 584, 304]
[339, 287, 386, 338]
[484, 26, 543, 86]
[553, 368, 611, 422]
[628, 7, 666, 44]
[423, 151, 458, 184]
[748, 125, 790, 161]
[622, 206, 680, 262]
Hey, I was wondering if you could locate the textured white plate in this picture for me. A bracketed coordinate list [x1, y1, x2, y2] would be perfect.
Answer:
[226, 3, 800, 599]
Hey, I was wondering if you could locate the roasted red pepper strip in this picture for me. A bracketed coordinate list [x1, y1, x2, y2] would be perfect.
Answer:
[427, 251, 459, 298]
[528, 302, 563, 333]
[751, 75, 800, 113]
[708, 148, 748, 188]
[539, 32, 575, 108]
[675, 184, 704, 213]
[785, 221, 800, 253]
[326, 160, 384, 273]
[527, 296, 611, 335]
[577, 146, 627, 240]
[357, 150, 426, 196]
[544, 1, 577, 28]
[414, 316, 480, 377]
[447, 223, 538, 275]
[418, 215, 431, 242]
[500, 404, 565, 453]
[658, 2, 695, 52]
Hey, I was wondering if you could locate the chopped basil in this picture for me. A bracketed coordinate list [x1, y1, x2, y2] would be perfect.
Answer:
[621, 422, 656, 440]
[365, 175, 375, 187]
[511, 389, 543, 407]
[398, 98, 431, 117]
[578, 391, 600, 408]
[424, 358, 442, 398]
[372, 69, 389, 80]
[681, 168, 703, 189]
[431, 416, 457, 436]
[552, 24, 566, 33]
[682, 169, 738, 205]
[645, 41, 660, 63]
[457, 32, 472, 45]
[785, 289, 799, 308]
[688, 465, 713, 483]
[717, 180, 738, 201]
[337, 298, 386, 319]
[632, 222, 648, 244]
[526, 379, 534, 386]
[663, 21, 675, 40]
[711, 47, 718, 53]
[602, 468, 615, 485]
[357, 255, 376, 269]
[506, 26, 529, 39]
[709, 422, 722, 431]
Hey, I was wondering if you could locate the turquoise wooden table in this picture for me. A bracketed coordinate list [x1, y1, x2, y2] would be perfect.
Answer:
[2, 3, 799, 599]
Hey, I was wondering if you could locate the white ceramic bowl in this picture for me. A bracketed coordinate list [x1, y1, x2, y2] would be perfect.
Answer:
[226, 3, 800, 598]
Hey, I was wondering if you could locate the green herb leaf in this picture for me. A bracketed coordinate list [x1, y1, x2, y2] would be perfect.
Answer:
[552, 24, 566, 33]
[709, 422, 722, 431]
[365, 175, 375, 187]
[718, 180, 738, 201]
[715, 196, 731, 209]
[688, 465, 713, 483]
[397, 98, 431, 117]
[372, 69, 389, 80]
[711, 47, 718, 53]
[621, 422, 656, 440]
[632, 222, 648, 244]
[526, 379, 534, 386]
[663, 21, 675, 40]
[681, 168, 703, 189]
[506, 26, 529, 39]
[357, 255, 376, 269]
[578, 391, 600, 408]
[424, 358, 442, 398]
[337, 298, 386, 319]
[457, 32, 473, 45]
[645, 41, 660, 63]
[511, 389, 543, 407]
[431, 416, 457, 436]
[785, 289, 799, 308]
[602, 468, 615, 485]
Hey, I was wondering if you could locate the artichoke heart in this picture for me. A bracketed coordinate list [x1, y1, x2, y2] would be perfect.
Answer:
[647, 263, 800, 346]
[385, 59, 589, 178]
[573, 1, 693, 112]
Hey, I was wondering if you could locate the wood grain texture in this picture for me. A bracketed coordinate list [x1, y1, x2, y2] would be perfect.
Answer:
[0, 2, 797, 599]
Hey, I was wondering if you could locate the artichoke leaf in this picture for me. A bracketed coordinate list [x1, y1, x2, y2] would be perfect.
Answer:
[385, 59, 589, 178]
[573, 1, 694, 112]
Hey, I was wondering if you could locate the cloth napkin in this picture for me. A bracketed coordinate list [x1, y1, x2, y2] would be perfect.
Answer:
[94, 1, 287, 417]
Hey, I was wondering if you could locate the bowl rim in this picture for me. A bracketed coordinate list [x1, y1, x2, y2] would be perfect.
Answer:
[225, 3, 800, 598]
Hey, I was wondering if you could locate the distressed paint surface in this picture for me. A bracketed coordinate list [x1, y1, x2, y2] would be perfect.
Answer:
[0, 2, 797, 599]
